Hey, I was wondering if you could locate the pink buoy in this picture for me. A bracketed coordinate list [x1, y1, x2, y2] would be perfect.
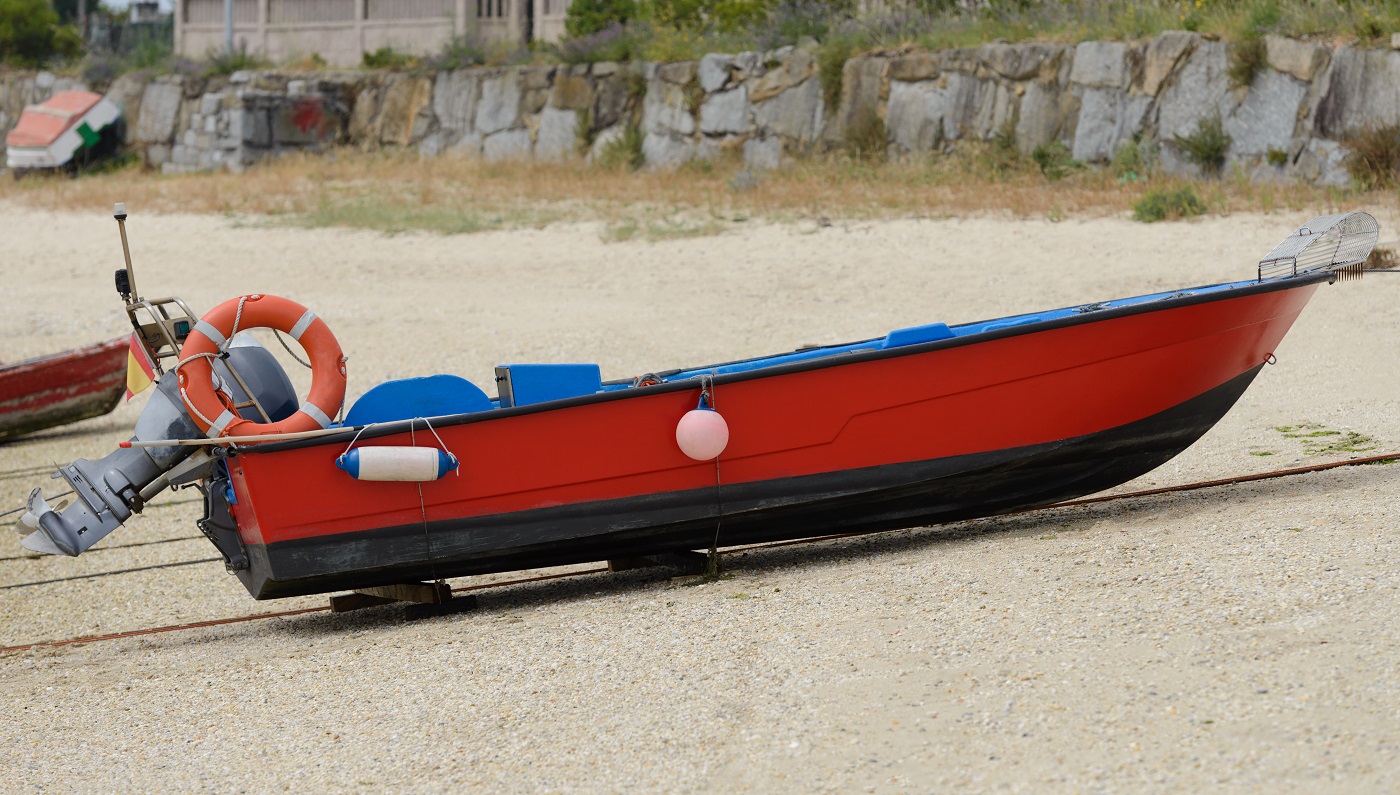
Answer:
[676, 407, 729, 461]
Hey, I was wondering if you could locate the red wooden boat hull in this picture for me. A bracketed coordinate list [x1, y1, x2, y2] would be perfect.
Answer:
[0, 338, 126, 441]
[225, 277, 1321, 598]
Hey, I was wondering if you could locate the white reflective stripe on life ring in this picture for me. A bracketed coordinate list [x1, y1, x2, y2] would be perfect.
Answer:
[206, 408, 237, 439]
[289, 310, 317, 341]
[194, 320, 228, 350]
[299, 401, 333, 429]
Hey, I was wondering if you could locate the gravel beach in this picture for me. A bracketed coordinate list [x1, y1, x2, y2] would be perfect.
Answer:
[3, 206, 1400, 792]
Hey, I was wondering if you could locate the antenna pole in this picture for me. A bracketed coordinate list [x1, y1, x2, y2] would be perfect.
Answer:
[114, 202, 137, 302]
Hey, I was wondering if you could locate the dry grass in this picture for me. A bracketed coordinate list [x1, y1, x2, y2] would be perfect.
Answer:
[0, 147, 1386, 233]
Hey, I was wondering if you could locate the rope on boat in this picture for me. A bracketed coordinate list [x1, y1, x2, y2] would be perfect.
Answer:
[272, 329, 312, 369]
[703, 373, 726, 576]
[3, 451, 1398, 654]
[410, 421, 440, 583]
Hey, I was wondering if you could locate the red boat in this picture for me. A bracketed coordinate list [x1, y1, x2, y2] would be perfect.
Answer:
[14, 211, 1382, 605]
[0, 338, 126, 441]
[221, 276, 1324, 598]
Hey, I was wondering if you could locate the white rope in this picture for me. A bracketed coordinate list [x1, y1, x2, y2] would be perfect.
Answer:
[338, 423, 375, 460]
[273, 329, 312, 369]
[173, 350, 219, 372]
[179, 385, 219, 431]
[171, 350, 223, 432]
[418, 417, 459, 475]
[229, 295, 248, 343]
[170, 296, 250, 437]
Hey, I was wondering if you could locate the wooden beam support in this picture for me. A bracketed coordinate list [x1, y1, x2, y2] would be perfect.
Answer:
[328, 592, 398, 612]
[328, 581, 457, 613]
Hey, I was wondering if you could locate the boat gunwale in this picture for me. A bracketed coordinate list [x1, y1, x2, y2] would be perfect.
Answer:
[0, 337, 126, 374]
[237, 271, 1335, 456]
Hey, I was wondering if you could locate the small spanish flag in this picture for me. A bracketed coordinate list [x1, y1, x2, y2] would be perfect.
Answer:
[124, 332, 156, 401]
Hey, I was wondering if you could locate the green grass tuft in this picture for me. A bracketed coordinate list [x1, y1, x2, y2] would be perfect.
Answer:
[1031, 141, 1082, 182]
[845, 110, 887, 160]
[1228, 36, 1268, 87]
[1132, 185, 1205, 222]
[1111, 136, 1149, 182]
[817, 33, 858, 113]
[1174, 114, 1231, 178]
[597, 123, 646, 171]
[1274, 422, 1377, 455]
[1343, 123, 1400, 190]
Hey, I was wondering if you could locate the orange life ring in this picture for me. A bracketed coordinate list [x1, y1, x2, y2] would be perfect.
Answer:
[177, 294, 347, 439]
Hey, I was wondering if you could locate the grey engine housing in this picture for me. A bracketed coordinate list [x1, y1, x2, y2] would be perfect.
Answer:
[17, 337, 298, 557]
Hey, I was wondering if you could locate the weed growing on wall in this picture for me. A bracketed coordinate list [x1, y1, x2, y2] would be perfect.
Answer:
[597, 123, 645, 170]
[203, 41, 268, 77]
[844, 110, 886, 160]
[1342, 123, 1400, 190]
[1031, 141, 1082, 182]
[1226, 0, 1281, 87]
[1174, 114, 1231, 177]
[555, 22, 643, 62]
[816, 30, 858, 110]
[1111, 135, 1151, 181]
[430, 36, 490, 69]
[362, 46, 415, 70]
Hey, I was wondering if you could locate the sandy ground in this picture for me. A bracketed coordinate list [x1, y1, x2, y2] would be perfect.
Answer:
[3, 205, 1400, 792]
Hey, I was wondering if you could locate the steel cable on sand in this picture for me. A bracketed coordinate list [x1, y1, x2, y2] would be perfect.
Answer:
[2, 451, 1398, 654]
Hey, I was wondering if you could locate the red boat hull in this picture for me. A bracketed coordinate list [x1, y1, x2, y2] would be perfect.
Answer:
[0, 338, 126, 441]
[225, 279, 1322, 598]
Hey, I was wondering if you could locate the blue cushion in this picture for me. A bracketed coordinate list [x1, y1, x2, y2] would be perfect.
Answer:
[344, 374, 493, 426]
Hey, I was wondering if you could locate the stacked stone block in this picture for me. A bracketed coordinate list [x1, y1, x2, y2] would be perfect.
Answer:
[1, 33, 1399, 186]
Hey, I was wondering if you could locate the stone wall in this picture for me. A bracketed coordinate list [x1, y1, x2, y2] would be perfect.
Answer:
[4, 33, 1400, 185]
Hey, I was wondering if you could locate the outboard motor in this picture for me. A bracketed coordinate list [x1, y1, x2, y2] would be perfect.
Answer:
[14, 204, 300, 563]
[16, 341, 297, 557]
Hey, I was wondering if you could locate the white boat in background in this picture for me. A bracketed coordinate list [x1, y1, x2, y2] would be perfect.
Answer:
[5, 90, 121, 173]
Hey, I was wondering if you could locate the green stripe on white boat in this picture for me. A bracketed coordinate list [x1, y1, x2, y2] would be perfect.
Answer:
[77, 122, 99, 148]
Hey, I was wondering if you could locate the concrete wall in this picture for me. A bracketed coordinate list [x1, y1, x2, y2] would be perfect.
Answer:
[5, 32, 1400, 184]
[176, 0, 541, 66]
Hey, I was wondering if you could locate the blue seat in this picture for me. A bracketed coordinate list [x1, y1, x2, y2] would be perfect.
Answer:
[495, 363, 602, 407]
[344, 374, 493, 426]
[879, 323, 955, 349]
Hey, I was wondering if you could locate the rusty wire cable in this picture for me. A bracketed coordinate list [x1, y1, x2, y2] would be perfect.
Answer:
[3, 451, 1398, 655]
